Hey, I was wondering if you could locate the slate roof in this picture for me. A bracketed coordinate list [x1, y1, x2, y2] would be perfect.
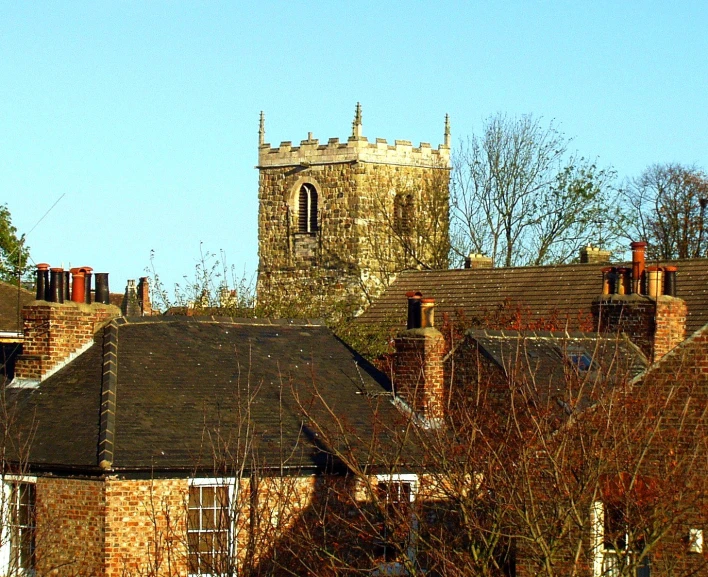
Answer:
[5, 317, 411, 475]
[358, 258, 708, 334]
[0, 281, 34, 335]
[464, 329, 648, 413]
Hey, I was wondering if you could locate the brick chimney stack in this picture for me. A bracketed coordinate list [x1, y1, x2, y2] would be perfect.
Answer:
[122, 280, 141, 316]
[580, 245, 612, 264]
[137, 277, 152, 316]
[12, 265, 120, 387]
[592, 242, 687, 363]
[393, 294, 446, 424]
[464, 253, 493, 269]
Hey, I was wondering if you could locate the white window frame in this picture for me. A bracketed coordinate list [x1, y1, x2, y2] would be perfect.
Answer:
[592, 500, 652, 577]
[689, 528, 704, 553]
[187, 478, 238, 577]
[373, 474, 419, 575]
[0, 475, 37, 577]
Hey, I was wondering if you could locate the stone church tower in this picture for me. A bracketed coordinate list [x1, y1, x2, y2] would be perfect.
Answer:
[256, 104, 450, 318]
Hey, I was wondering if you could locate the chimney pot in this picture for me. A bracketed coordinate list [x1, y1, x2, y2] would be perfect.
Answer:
[420, 298, 435, 328]
[94, 273, 110, 305]
[35, 264, 50, 301]
[601, 267, 613, 295]
[406, 291, 423, 329]
[646, 266, 664, 298]
[664, 266, 678, 297]
[631, 241, 648, 294]
[70, 270, 86, 303]
[63, 271, 70, 301]
[49, 268, 65, 303]
[80, 267, 93, 304]
[615, 267, 630, 295]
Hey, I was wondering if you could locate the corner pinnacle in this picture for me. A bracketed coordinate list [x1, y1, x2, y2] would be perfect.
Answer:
[259, 111, 265, 146]
[352, 102, 363, 138]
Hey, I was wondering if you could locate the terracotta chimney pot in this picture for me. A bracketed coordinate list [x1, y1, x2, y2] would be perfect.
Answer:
[631, 241, 648, 294]
[420, 298, 436, 328]
[601, 267, 613, 295]
[70, 270, 86, 303]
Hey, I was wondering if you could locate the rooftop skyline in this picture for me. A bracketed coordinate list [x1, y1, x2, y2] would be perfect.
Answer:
[3, 2, 707, 295]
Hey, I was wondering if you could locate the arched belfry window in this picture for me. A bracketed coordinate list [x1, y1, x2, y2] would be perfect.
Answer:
[394, 193, 414, 235]
[298, 183, 318, 233]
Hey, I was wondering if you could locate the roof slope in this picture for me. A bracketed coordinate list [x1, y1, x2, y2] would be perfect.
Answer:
[358, 258, 708, 334]
[465, 329, 648, 413]
[5, 317, 408, 474]
[0, 281, 34, 334]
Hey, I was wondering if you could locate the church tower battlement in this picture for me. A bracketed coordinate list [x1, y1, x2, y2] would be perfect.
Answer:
[256, 104, 451, 319]
[258, 104, 450, 169]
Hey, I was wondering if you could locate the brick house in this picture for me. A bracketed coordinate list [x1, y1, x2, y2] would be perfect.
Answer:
[358, 249, 708, 341]
[5, 243, 708, 577]
[375, 244, 708, 576]
[1, 268, 429, 577]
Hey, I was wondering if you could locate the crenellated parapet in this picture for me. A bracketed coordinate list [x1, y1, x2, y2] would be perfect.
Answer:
[258, 136, 449, 168]
[257, 104, 450, 169]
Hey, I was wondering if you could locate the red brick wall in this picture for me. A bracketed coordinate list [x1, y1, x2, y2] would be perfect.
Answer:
[104, 478, 188, 577]
[654, 295, 687, 361]
[35, 477, 105, 577]
[393, 327, 446, 420]
[14, 302, 119, 380]
[593, 294, 687, 362]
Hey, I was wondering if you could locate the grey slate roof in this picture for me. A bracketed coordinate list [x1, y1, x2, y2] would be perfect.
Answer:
[5, 317, 408, 475]
[358, 258, 708, 334]
[464, 330, 648, 412]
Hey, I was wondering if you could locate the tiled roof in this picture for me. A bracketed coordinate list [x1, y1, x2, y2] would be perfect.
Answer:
[358, 258, 708, 335]
[4, 317, 412, 474]
[0, 281, 34, 335]
[465, 329, 648, 412]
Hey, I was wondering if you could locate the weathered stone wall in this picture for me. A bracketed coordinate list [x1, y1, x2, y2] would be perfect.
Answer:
[257, 132, 450, 319]
[35, 477, 106, 577]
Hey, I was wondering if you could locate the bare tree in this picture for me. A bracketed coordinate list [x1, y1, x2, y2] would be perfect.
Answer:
[620, 163, 708, 259]
[451, 114, 619, 267]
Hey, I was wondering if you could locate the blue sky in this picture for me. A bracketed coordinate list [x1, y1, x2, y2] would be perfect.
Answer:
[2, 1, 707, 296]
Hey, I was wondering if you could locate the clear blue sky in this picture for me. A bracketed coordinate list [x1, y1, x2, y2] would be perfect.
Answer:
[2, 1, 707, 296]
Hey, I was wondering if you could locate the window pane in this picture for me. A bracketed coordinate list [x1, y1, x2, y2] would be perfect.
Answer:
[188, 553, 199, 574]
[189, 486, 201, 508]
[201, 486, 215, 508]
[202, 508, 215, 531]
[188, 508, 200, 529]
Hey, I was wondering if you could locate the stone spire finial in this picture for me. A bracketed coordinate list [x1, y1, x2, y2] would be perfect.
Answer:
[444, 113, 451, 147]
[259, 111, 265, 146]
[352, 102, 363, 138]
